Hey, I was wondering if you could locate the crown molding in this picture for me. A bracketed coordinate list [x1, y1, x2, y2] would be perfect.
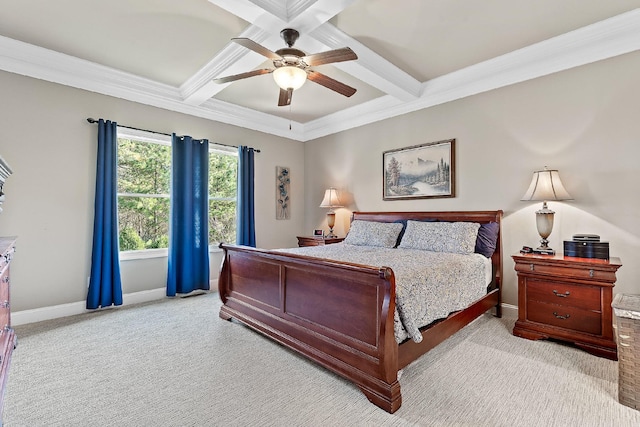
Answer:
[0, 35, 306, 141]
[301, 8, 640, 141]
[0, 9, 638, 143]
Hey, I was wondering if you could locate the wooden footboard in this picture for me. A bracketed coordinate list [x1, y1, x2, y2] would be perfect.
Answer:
[218, 245, 402, 412]
[218, 210, 503, 413]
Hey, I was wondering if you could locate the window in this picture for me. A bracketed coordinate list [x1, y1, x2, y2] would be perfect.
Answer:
[117, 130, 171, 252]
[116, 129, 238, 254]
[208, 146, 238, 244]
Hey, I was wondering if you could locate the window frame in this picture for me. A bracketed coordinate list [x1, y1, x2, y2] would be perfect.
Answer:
[116, 128, 237, 261]
[207, 144, 239, 247]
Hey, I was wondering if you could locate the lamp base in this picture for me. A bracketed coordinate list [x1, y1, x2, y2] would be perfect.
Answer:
[326, 211, 337, 238]
[534, 246, 556, 255]
[326, 228, 337, 238]
[534, 203, 556, 255]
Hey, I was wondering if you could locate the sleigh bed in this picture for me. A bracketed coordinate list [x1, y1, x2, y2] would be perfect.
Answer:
[218, 210, 503, 413]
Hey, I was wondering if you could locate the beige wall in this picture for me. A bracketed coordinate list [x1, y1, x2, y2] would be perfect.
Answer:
[0, 71, 305, 312]
[304, 51, 640, 307]
[1, 49, 639, 316]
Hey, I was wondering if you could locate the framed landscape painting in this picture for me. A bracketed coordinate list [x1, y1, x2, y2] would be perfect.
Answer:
[383, 139, 455, 200]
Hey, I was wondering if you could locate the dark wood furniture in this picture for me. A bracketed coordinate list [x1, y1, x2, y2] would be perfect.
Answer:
[0, 236, 16, 422]
[219, 211, 503, 413]
[296, 236, 344, 247]
[512, 253, 621, 360]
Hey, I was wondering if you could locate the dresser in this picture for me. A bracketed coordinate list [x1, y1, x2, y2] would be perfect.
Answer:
[0, 236, 16, 421]
[296, 236, 344, 247]
[512, 253, 621, 360]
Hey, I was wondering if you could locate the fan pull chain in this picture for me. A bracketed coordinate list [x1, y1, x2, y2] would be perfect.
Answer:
[289, 104, 292, 130]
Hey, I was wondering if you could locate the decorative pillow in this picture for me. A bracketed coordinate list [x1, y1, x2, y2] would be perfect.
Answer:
[344, 220, 404, 248]
[393, 218, 437, 248]
[398, 221, 480, 254]
[475, 222, 500, 258]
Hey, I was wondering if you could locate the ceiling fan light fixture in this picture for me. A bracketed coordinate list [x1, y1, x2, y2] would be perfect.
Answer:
[273, 66, 307, 90]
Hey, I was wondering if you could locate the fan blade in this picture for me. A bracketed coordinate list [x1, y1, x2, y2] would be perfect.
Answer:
[232, 38, 282, 60]
[301, 47, 357, 67]
[278, 88, 293, 106]
[307, 71, 357, 97]
[213, 68, 272, 84]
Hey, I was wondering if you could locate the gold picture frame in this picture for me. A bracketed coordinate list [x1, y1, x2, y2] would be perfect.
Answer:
[383, 139, 455, 200]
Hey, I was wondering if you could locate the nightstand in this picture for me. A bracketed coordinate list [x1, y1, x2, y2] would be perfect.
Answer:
[512, 253, 622, 360]
[297, 236, 344, 247]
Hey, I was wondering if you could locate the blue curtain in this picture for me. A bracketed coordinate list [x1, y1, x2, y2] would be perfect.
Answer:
[87, 119, 123, 309]
[237, 146, 256, 247]
[166, 134, 210, 296]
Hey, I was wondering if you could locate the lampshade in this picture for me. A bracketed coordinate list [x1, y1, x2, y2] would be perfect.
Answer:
[521, 167, 572, 254]
[273, 66, 307, 90]
[521, 168, 573, 202]
[319, 188, 342, 209]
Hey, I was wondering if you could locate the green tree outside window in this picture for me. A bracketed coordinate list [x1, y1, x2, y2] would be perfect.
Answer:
[116, 137, 237, 251]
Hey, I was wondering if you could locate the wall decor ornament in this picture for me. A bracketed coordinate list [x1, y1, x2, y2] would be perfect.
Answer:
[383, 139, 455, 200]
[0, 156, 13, 214]
[276, 166, 290, 220]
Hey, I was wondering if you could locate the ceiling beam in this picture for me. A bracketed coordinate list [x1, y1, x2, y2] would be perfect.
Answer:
[207, 0, 286, 31]
[3, 7, 638, 143]
[285, 0, 358, 33]
[302, 8, 640, 141]
[184, 1, 356, 105]
[180, 26, 274, 105]
[310, 23, 422, 101]
[190, 0, 420, 105]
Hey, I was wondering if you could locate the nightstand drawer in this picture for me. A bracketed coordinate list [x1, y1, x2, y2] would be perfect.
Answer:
[515, 262, 617, 282]
[527, 300, 602, 335]
[527, 280, 601, 311]
[297, 236, 344, 247]
[299, 238, 323, 246]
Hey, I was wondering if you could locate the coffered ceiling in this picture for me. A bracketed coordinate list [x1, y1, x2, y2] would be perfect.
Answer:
[0, 1, 639, 141]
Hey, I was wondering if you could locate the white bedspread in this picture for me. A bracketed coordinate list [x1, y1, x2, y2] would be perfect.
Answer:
[274, 243, 491, 343]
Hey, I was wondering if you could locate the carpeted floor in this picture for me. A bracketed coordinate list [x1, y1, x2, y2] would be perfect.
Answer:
[4, 292, 640, 426]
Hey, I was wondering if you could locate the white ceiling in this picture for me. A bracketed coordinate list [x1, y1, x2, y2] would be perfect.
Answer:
[1, 1, 639, 142]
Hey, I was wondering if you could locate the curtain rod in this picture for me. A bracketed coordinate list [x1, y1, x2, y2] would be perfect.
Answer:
[86, 118, 260, 152]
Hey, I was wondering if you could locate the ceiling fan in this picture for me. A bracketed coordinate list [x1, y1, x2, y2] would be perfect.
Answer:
[213, 28, 358, 107]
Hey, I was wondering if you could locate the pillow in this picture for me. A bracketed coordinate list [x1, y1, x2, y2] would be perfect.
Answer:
[393, 218, 437, 248]
[475, 222, 500, 258]
[343, 220, 404, 248]
[398, 220, 480, 254]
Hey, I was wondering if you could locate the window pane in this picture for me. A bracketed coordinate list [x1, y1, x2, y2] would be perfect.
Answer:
[209, 200, 236, 244]
[118, 196, 170, 250]
[118, 138, 171, 195]
[116, 134, 238, 253]
[209, 152, 237, 198]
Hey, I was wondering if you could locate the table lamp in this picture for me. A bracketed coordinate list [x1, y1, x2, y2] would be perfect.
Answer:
[319, 188, 343, 238]
[521, 167, 573, 254]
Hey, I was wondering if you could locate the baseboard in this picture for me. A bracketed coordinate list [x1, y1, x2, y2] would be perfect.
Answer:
[12, 280, 218, 326]
[11, 288, 165, 326]
[501, 303, 518, 318]
[12, 289, 516, 327]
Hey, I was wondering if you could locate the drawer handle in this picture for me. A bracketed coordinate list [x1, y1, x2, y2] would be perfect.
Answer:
[589, 269, 594, 278]
[552, 290, 570, 298]
[529, 263, 535, 271]
[553, 312, 570, 320]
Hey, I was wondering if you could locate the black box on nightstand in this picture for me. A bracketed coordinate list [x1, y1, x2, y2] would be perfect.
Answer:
[563, 240, 609, 260]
